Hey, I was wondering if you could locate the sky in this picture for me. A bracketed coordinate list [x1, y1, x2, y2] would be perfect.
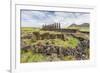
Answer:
[21, 10, 90, 28]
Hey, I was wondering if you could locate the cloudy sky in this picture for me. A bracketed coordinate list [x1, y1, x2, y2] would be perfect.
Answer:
[21, 10, 90, 28]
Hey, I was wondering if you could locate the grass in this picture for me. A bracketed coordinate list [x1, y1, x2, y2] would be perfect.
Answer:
[21, 27, 40, 33]
[67, 36, 79, 48]
[20, 51, 76, 63]
[21, 51, 33, 63]
[27, 54, 46, 62]
[21, 27, 79, 49]
[66, 26, 89, 32]
[20, 27, 88, 63]
[63, 56, 75, 60]
[20, 36, 79, 63]
[21, 50, 47, 63]
[21, 27, 62, 34]
[79, 27, 89, 32]
[31, 37, 79, 49]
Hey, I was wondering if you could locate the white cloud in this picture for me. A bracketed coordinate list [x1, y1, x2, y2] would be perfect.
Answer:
[21, 10, 90, 28]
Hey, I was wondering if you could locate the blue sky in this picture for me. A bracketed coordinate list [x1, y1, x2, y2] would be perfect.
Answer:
[21, 10, 90, 28]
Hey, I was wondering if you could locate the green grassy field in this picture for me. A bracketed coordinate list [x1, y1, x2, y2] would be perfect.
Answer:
[21, 27, 79, 48]
[21, 27, 89, 63]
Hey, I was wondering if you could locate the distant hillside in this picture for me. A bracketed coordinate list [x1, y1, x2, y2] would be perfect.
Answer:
[78, 23, 89, 27]
[69, 23, 77, 27]
[68, 23, 89, 28]
[67, 23, 89, 32]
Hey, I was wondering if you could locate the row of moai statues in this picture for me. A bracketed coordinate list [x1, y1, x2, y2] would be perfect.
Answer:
[42, 22, 61, 30]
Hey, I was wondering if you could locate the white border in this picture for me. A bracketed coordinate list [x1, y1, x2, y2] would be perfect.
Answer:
[11, 4, 96, 73]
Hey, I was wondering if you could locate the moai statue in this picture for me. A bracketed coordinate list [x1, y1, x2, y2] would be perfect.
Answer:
[50, 24, 52, 29]
[42, 25, 43, 29]
[49, 24, 51, 30]
[54, 23, 56, 29]
[52, 24, 54, 30]
[58, 23, 60, 29]
[48, 25, 50, 30]
[56, 23, 57, 29]
[45, 24, 46, 30]
[55, 23, 57, 29]
[42, 24, 44, 29]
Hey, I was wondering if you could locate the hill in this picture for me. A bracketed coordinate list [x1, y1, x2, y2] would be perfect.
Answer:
[66, 23, 89, 32]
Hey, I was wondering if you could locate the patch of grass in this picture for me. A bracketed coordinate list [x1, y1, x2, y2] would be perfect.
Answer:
[31, 36, 79, 49]
[40, 30, 61, 34]
[84, 48, 89, 59]
[27, 54, 46, 62]
[66, 26, 79, 30]
[21, 51, 33, 63]
[52, 39, 68, 48]
[22, 39, 32, 45]
[67, 37, 79, 48]
[21, 27, 40, 32]
[63, 56, 76, 60]
[79, 27, 89, 32]
[66, 26, 89, 32]
[21, 50, 47, 63]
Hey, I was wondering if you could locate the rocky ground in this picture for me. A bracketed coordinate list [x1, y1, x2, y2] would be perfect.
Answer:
[20, 28, 89, 63]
